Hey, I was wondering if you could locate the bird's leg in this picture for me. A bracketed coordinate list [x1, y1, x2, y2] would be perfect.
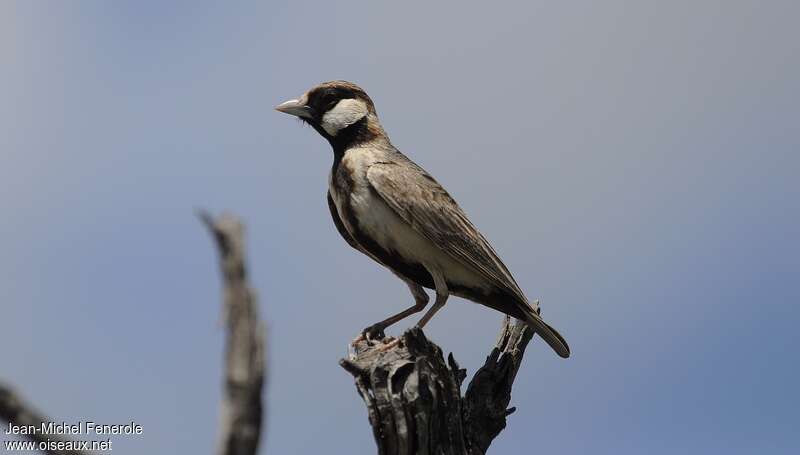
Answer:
[353, 280, 430, 344]
[415, 268, 449, 329]
[372, 271, 446, 352]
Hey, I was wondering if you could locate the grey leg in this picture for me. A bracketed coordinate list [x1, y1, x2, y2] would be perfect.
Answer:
[361, 279, 430, 339]
[415, 268, 448, 329]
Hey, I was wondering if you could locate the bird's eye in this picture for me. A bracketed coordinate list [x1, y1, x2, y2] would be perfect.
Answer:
[320, 93, 338, 110]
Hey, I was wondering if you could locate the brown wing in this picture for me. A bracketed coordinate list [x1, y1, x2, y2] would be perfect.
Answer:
[365, 157, 530, 307]
[367, 156, 570, 358]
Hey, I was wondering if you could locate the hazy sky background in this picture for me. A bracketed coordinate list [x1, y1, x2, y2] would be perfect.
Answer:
[1, 1, 798, 454]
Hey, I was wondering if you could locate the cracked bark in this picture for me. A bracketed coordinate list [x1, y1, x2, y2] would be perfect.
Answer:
[341, 316, 535, 455]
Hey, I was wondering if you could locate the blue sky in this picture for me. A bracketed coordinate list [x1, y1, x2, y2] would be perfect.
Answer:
[1, 1, 798, 453]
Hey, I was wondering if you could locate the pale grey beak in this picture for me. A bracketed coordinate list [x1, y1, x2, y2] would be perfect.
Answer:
[275, 98, 312, 119]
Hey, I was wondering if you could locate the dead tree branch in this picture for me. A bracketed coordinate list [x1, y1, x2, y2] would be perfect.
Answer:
[0, 383, 89, 455]
[0, 211, 266, 455]
[341, 316, 535, 455]
[200, 211, 266, 455]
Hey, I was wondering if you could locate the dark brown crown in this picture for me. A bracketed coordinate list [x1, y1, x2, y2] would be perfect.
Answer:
[305, 80, 376, 117]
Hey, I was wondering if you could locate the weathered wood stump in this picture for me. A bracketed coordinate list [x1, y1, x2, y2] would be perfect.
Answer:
[341, 316, 535, 455]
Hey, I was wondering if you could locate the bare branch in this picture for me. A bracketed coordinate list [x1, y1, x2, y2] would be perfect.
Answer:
[200, 211, 266, 455]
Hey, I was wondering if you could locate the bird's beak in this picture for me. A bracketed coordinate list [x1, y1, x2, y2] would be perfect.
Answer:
[275, 98, 312, 119]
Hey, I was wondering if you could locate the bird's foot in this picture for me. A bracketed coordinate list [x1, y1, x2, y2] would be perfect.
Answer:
[362, 323, 387, 342]
[375, 337, 401, 351]
[351, 323, 388, 346]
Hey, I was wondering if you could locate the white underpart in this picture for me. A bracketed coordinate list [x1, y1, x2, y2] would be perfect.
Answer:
[329, 147, 490, 296]
[321, 98, 368, 136]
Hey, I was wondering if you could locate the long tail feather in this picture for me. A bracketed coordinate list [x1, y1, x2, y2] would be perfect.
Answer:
[521, 307, 570, 358]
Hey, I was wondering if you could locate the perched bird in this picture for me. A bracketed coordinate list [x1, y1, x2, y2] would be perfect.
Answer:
[276, 81, 569, 358]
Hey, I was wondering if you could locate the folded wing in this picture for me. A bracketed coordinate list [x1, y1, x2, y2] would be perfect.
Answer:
[366, 156, 528, 306]
[366, 155, 570, 358]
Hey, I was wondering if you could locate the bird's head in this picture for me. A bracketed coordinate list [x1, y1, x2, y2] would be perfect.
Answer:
[275, 80, 386, 147]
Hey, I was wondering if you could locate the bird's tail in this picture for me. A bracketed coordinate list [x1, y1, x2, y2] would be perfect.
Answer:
[520, 306, 570, 358]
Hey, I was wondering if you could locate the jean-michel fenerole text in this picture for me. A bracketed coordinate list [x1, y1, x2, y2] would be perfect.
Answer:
[4, 420, 143, 436]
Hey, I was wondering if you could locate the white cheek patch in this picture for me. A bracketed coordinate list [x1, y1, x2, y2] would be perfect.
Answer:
[321, 98, 368, 136]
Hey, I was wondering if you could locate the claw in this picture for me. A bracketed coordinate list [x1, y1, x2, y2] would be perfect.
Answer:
[351, 333, 366, 345]
[362, 323, 387, 342]
[376, 337, 401, 351]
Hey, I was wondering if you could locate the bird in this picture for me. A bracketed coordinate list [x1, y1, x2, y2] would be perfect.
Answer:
[275, 80, 570, 358]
